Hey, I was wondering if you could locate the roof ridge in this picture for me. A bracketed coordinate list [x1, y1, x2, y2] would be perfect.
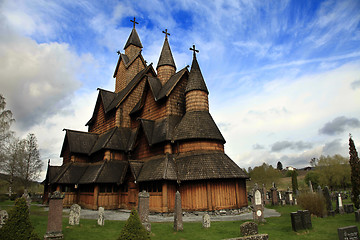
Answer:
[93, 161, 107, 183]
[53, 162, 73, 183]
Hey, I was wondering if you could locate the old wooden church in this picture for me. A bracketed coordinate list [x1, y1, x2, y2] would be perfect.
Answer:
[43, 19, 248, 212]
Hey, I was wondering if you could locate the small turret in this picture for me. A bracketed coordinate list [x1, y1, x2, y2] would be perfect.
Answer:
[185, 45, 209, 112]
[157, 29, 176, 85]
[124, 17, 143, 59]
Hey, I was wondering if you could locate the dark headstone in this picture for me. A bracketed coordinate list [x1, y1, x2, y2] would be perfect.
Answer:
[299, 210, 312, 229]
[270, 182, 278, 206]
[44, 191, 64, 240]
[355, 210, 360, 222]
[174, 191, 183, 231]
[344, 204, 354, 214]
[291, 212, 304, 231]
[329, 210, 336, 217]
[338, 226, 359, 240]
[240, 222, 258, 236]
[323, 186, 332, 212]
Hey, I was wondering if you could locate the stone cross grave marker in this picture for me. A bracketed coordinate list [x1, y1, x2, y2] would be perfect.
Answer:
[138, 190, 151, 232]
[69, 204, 81, 225]
[44, 191, 64, 240]
[252, 184, 265, 222]
[97, 207, 105, 226]
[270, 182, 278, 206]
[337, 193, 345, 214]
[240, 221, 258, 236]
[202, 213, 210, 228]
[338, 226, 359, 240]
[174, 191, 183, 231]
[0, 210, 8, 228]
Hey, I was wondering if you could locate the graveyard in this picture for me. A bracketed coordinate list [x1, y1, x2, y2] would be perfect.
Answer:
[1, 194, 360, 239]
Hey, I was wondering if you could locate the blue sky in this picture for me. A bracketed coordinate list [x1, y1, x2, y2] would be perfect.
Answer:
[0, 0, 359, 178]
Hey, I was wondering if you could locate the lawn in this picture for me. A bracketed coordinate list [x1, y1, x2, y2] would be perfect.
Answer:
[1, 200, 360, 240]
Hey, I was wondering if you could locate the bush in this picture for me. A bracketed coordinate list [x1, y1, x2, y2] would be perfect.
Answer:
[0, 197, 40, 240]
[118, 209, 150, 240]
[297, 192, 326, 217]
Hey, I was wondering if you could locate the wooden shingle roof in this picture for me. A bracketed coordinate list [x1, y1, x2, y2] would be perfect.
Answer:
[185, 54, 208, 94]
[157, 37, 176, 70]
[124, 28, 143, 49]
[137, 154, 177, 182]
[173, 111, 225, 143]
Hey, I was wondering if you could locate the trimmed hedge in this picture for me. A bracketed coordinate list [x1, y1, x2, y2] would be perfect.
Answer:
[118, 209, 150, 240]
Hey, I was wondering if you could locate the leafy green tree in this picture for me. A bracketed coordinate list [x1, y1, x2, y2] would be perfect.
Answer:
[0, 94, 14, 166]
[349, 136, 360, 208]
[276, 161, 283, 170]
[305, 171, 320, 189]
[118, 209, 150, 240]
[316, 155, 351, 190]
[0, 197, 40, 240]
[249, 163, 281, 188]
[291, 170, 298, 192]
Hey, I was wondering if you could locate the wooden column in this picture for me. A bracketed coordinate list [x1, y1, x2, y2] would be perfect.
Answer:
[94, 185, 99, 210]
[206, 181, 213, 211]
[235, 180, 241, 208]
[162, 182, 168, 212]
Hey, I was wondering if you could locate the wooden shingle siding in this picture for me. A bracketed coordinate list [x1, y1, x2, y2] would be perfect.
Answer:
[139, 88, 166, 120]
[177, 140, 224, 153]
[98, 193, 119, 209]
[132, 131, 163, 160]
[88, 100, 115, 134]
[166, 76, 187, 116]
[186, 90, 209, 112]
[63, 192, 77, 207]
[62, 143, 71, 164]
[157, 65, 175, 86]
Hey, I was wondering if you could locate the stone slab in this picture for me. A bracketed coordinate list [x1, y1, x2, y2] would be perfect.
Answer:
[338, 225, 359, 240]
[240, 222, 258, 236]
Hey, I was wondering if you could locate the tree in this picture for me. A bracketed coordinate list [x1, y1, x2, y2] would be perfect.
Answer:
[118, 209, 150, 240]
[0, 197, 40, 240]
[305, 171, 320, 189]
[310, 157, 318, 167]
[349, 135, 360, 208]
[17, 133, 43, 190]
[0, 94, 14, 166]
[316, 154, 351, 190]
[276, 161, 283, 170]
[249, 163, 281, 188]
[291, 170, 298, 192]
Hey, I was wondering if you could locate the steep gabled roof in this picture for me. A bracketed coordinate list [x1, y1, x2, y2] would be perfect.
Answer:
[175, 152, 248, 181]
[124, 28, 143, 49]
[185, 54, 208, 94]
[129, 161, 144, 180]
[173, 111, 225, 143]
[137, 154, 177, 182]
[112, 51, 146, 78]
[86, 89, 117, 126]
[157, 67, 189, 100]
[157, 37, 176, 70]
[60, 130, 98, 157]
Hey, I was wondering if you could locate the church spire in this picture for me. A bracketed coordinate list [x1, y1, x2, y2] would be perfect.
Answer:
[185, 45, 209, 94]
[124, 17, 143, 53]
[157, 29, 176, 85]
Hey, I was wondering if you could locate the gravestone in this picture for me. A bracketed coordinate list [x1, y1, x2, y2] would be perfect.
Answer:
[344, 204, 354, 214]
[355, 210, 360, 222]
[323, 186, 332, 213]
[174, 191, 183, 231]
[291, 210, 312, 231]
[0, 210, 8, 228]
[337, 226, 359, 240]
[285, 187, 293, 205]
[270, 182, 278, 206]
[202, 214, 210, 228]
[336, 193, 345, 214]
[240, 221, 258, 236]
[22, 189, 32, 209]
[317, 185, 323, 195]
[69, 204, 81, 225]
[262, 184, 269, 205]
[138, 190, 151, 232]
[252, 184, 265, 222]
[309, 180, 313, 193]
[291, 212, 303, 231]
[97, 207, 105, 226]
[44, 191, 64, 240]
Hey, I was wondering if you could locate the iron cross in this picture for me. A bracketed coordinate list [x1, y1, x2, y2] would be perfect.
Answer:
[162, 29, 170, 39]
[130, 17, 138, 28]
[190, 45, 199, 56]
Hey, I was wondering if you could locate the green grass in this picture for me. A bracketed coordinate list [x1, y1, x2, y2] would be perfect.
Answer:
[2, 199, 360, 240]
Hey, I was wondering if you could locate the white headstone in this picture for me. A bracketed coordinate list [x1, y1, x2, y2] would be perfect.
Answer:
[255, 190, 262, 205]
[338, 194, 343, 207]
[289, 194, 293, 201]
[202, 214, 211, 228]
[69, 204, 81, 225]
[97, 207, 105, 226]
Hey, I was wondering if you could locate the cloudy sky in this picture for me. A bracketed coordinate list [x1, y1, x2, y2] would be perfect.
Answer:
[0, 0, 359, 179]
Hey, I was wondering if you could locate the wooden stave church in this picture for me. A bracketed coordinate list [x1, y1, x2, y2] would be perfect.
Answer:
[43, 21, 249, 212]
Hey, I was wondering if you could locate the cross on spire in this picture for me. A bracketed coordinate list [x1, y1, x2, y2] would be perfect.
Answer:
[130, 17, 138, 29]
[162, 29, 170, 39]
[190, 44, 199, 57]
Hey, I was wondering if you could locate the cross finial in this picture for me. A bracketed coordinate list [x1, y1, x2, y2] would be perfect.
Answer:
[130, 17, 138, 29]
[189, 44, 199, 57]
[162, 29, 170, 39]
[117, 50, 120, 55]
